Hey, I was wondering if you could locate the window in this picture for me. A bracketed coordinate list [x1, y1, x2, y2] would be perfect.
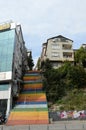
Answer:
[51, 52, 60, 57]
[52, 43, 60, 50]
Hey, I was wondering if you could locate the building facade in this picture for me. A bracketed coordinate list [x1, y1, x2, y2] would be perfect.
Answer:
[41, 35, 74, 68]
[0, 21, 27, 118]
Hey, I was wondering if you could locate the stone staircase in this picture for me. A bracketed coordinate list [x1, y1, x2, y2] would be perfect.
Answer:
[6, 71, 49, 125]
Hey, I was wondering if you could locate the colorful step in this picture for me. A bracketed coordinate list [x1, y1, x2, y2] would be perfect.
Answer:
[6, 71, 49, 125]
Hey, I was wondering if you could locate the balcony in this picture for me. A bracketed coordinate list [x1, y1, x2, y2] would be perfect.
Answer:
[63, 52, 74, 61]
[62, 44, 72, 50]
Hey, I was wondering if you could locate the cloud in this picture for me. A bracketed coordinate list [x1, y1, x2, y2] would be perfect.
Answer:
[1, 0, 86, 35]
[0, 0, 86, 64]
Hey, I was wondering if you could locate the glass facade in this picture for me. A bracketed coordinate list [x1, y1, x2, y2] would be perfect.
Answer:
[0, 84, 9, 91]
[0, 30, 15, 72]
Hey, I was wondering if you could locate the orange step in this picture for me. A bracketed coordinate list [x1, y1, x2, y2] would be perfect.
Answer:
[17, 98, 46, 102]
[23, 84, 43, 89]
[23, 76, 41, 81]
[7, 120, 49, 125]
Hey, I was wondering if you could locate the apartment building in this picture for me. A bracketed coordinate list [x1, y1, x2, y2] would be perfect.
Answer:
[82, 44, 86, 49]
[0, 21, 27, 118]
[41, 35, 74, 68]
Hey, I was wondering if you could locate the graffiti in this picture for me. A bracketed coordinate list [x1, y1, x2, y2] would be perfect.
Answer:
[49, 110, 86, 121]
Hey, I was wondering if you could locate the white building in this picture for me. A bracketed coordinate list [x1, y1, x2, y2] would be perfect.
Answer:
[41, 35, 74, 68]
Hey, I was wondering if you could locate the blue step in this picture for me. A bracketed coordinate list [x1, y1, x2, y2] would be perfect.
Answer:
[24, 73, 40, 76]
[16, 101, 47, 105]
[21, 89, 43, 93]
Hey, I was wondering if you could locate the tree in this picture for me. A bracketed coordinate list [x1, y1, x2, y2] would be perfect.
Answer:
[67, 66, 86, 89]
[36, 57, 41, 70]
[43, 66, 66, 102]
[27, 52, 34, 70]
[43, 60, 86, 103]
[75, 47, 86, 67]
[41, 58, 52, 71]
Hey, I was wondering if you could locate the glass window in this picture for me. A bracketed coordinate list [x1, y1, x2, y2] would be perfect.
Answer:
[0, 30, 15, 72]
[0, 84, 9, 91]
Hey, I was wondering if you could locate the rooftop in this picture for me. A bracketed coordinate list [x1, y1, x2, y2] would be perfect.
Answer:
[47, 35, 73, 42]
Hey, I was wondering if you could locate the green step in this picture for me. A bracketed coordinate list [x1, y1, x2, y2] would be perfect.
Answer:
[23, 81, 42, 84]
[12, 108, 48, 112]
[21, 91, 44, 94]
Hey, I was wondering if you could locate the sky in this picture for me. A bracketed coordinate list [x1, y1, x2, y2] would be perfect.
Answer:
[0, 0, 86, 65]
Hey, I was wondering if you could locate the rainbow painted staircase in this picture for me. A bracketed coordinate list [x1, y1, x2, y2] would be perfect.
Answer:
[6, 71, 49, 125]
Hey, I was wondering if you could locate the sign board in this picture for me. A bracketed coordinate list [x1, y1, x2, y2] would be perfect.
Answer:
[0, 23, 11, 31]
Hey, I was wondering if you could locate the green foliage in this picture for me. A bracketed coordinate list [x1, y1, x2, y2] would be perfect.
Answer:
[58, 62, 86, 89]
[41, 59, 52, 71]
[67, 66, 86, 89]
[75, 47, 86, 67]
[43, 60, 86, 109]
[43, 68, 66, 102]
[58, 89, 86, 110]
